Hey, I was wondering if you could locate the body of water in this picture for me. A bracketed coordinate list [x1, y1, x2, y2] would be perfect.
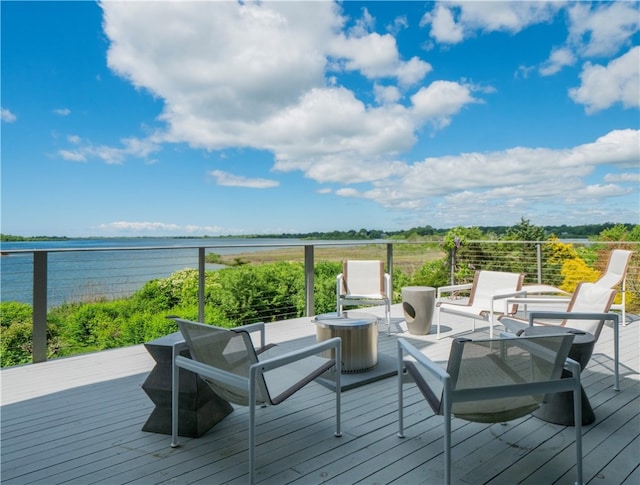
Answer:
[0, 237, 346, 308]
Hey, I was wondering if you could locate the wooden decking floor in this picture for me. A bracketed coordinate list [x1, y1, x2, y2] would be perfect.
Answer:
[1, 305, 638, 484]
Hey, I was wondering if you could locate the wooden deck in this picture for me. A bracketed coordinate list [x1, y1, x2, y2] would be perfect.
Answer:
[1, 305, 638, 484]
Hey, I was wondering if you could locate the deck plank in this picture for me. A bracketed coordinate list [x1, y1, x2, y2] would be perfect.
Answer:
[1, 305, 638, 484]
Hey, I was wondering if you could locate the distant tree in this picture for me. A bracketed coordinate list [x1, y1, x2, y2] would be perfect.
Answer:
[499, 218, 548, 279]
[443, 226, 486, 283]
[599, 223, 637, 242]
[504, 217, 547, 242]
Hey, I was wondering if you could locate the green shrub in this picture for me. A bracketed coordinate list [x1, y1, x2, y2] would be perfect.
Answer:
[410, 258, 449, 288]
[1, 302, 61, 366]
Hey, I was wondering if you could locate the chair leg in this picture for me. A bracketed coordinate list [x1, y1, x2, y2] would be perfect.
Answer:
[397, 345, 405, 438]
[386, 302, 391, 336]
[574, 379, 583, 485]
[444, 410, 451, 485]
[335, 344, 342, 437]
[249, 381, 256, 485]
[170, 347, 180, 448]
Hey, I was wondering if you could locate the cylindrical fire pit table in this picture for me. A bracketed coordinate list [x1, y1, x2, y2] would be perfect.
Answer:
[401, 286, 436, 335]
[313, 311, 378, 373]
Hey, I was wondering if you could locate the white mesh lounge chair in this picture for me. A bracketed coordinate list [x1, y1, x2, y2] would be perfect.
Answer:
[169, 317, 342, 484]
[521, 249, 634, 325]
[499, 282, 617, 339]
[337, 260, 392, 334]
[595, 249, 634, 325]
[435, 270, 525, 339]
[397, 334, 583, 485]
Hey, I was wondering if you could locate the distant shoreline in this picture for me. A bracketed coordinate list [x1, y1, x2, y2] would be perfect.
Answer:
[1, 222, 635, 242]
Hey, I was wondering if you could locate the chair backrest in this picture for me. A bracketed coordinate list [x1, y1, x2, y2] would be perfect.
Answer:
[342, 260, 385, 296]
[564, 282, 617, 337]
[469, 270, 524, 309]
[445, 334, 574, 423]
[596, 249, 634, 289]
[175, 318, 270, 406]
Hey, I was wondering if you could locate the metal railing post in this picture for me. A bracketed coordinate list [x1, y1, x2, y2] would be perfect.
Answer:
[450, 248, 456, 285]
[304, 245, 314, 316]
[386, 243, 393, 280]
[536, 242, 542, 284]
[32, 251, 48, 363]
[198, 247, 205, 322]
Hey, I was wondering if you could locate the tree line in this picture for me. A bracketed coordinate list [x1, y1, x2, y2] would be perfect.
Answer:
[2, 222, 636, 242]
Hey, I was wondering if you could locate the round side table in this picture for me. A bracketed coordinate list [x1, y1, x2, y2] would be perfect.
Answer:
[401, 286, 436, 335]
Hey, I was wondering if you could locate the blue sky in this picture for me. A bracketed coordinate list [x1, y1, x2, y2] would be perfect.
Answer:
[2, 1, 639, 237]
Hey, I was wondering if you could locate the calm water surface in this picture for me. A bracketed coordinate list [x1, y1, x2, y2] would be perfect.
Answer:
[0, 237, 333, 307]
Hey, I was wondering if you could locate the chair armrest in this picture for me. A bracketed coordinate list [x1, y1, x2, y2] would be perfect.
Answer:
[236, 321, 266, 349]
[491, 289, 527, 300]
[563, 357, 581, 379]
[175, 354, 249, 392]
[523, 284, 571, 296]
[491, 289, 528, 314]
[527, 311, 619, 327]
[398, 338, 448, 382]
[437, 283, 473, 300]
[253, 337, 342, 374]
[506, 296, 571, 305]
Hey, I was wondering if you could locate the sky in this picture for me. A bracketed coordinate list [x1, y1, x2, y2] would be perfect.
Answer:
[1, 0, 639, 238]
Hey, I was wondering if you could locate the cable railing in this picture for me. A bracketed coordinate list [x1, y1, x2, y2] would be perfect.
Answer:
[1, 239, 637, 364]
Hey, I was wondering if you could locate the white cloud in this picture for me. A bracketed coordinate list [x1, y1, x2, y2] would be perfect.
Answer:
[58, 135, 161, 164]
[410, 81, 479, 128]
[58, 149, 87, 162]
[334, 129, 639, 217]
[1, 108, 17, 123]
[387, 15, 409, 35]
[567, 2, 640, 58]
[348, 6, 375, 37]
[569, 47, 640, 113]
[539, 47, 576, 76]
[537, 2, 639, 81]
[420, 4, 464, 44]
[421, 1, 562, 44]
[98, 0, 447, 183]
[373, 83, 401, 105]
[53, 108, 71, 116]
[99, 221, 181, 232]
[89, 1, 637, 229]
[96, 221, 228, 235]
[209, 170, 279, 189]
[604, 172, 640, 183]
[329, 32, 431, 86]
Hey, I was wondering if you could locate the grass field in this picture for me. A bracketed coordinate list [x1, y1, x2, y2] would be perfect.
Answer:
[215, 242, 446, 277]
